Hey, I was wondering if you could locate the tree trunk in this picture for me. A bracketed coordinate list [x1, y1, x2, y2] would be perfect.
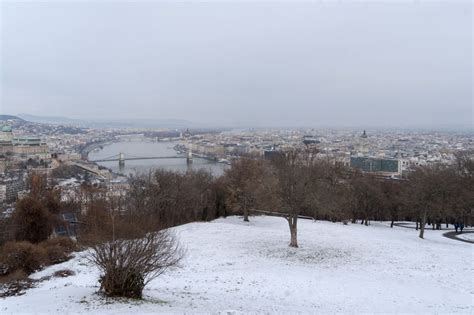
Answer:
[390, 219, 394, 228]
[287, 215, 298, 248]
[419, 210, 427, 239]
[243, 208, 249, 222]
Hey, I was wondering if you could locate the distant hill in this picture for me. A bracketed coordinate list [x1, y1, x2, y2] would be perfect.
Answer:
[17, 114, 85, 125]
[96, 118, 197, 129]
[0, 114, 24, 121]
[17, 113, 200, 129]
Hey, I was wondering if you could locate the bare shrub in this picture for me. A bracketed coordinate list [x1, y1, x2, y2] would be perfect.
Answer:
[0, 217, 15, 246]
[0, 269, 28, 284]
[39, 237, 78, 264]
[0, 241, 47, 275]
[53, 269, 75, 278]
[13, 197, 53, 244]
[76, 198, 116, 246]
[44, 244, 68, 264]
[89, 230, 183, 299]
[0, 269, 34, 298]
[44, 237, 78, 252]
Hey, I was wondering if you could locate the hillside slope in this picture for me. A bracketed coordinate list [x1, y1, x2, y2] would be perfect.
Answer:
[1, 216, 472, 314]
[0, 115, 23, 121]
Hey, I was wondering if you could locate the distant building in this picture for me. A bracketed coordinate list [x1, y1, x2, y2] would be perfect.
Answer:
[303, 135, 320, 146]
[354, 130, 370, 155]
[0, 184, 6, 203]
[263, 150, 282, 160]
[0, 126, 13, 154]
[53, 212, 79, 238]
[0, 158, 6, 174]
[0, 172, 27, 203]
[183, 129, 191, 138]
[350, 156, 401, 175]
[0, 125, 13, 142]
[0, 125, 48, 156]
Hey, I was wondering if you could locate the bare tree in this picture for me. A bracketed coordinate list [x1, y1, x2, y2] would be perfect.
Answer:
[454, 151, 474, 226]
[380, 180, 404, 228]
[271, 148, 318, 248]
[225, 158, 266, 222]
[407, 165, 444, 239]
[13, 195, 55, 244]
[350, 173, 383, 226]
[124, 169, 221, 230]
[89, 229, 183, 299]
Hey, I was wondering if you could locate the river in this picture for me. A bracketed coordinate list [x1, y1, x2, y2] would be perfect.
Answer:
[88, 140, 228, 176]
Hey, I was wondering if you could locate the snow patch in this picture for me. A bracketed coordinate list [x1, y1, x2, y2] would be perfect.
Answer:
[1, 216, 472, 314]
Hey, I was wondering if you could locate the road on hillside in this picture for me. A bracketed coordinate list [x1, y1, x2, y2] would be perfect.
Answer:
[393, 222, 474, 244]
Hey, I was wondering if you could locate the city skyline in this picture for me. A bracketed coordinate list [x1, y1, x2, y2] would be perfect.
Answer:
[1, 1, 472, 128]
[0, 1, 473, 310]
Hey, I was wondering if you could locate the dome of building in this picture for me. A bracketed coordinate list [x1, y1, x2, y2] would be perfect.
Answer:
[1, 125, 12, 132]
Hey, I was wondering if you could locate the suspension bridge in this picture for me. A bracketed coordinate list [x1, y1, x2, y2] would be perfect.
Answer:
[90, 152, 193, 165]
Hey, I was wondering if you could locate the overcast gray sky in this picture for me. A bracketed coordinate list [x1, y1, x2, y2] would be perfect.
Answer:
[1, 0, 472, 128]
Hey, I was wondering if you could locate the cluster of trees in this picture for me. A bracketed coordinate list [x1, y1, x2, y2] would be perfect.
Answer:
[74, 148, 473, 249]
[125, 170, 227, 229]
[3, 149, 472, 298]
[224, 149, 474, 245]
[0, 174, 77, 284]
[13, 150, 472, 248]
[5, 173, 62, 245]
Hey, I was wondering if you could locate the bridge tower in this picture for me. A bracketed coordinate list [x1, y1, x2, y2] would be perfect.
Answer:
[187, 147, 193, 165]
[118, 152, 125, 167]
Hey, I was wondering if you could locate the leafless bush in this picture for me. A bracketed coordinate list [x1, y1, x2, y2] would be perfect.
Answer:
[42, 237, 78, 253]
[89, 230, 183, 299]
[53, 269, 75, 278]
[0, 269, 28, 284]
[13, 197, 53, 244]
[0, 241, 48, 275]
[39, 237, 77, 264]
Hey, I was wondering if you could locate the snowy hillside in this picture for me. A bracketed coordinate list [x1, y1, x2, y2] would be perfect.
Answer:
[1, 216, 472, 314]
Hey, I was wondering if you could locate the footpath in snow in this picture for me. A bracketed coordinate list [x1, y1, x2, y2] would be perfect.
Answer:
[1, 216, 472, 314]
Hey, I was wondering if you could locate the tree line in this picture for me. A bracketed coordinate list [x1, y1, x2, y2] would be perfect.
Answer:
[1, 149, 472, 298]
[83, 147, 472, 247]
[225, 149, 473, 244]
[3, 149, 473, 247]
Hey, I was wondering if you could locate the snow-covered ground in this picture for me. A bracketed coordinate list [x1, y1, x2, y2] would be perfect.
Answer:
[458, 233, 474, 242]
[1, 216, 472, 314]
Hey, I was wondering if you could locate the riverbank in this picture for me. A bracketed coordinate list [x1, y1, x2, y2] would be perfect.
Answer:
[88, 140, 228, 176]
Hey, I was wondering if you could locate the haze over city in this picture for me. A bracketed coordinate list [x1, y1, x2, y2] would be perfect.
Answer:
[0, 1, 473, 314]
[1, 0, 472, 128]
